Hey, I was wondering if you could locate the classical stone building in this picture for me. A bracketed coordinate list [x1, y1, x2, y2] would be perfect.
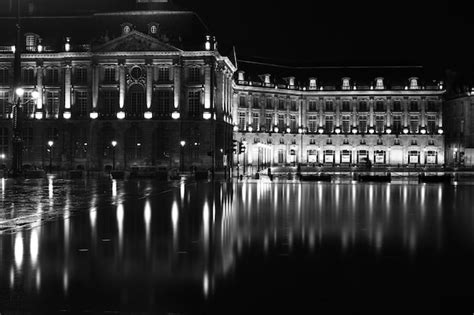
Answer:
[232, 65, 446, 169]
[0, 3, 236, 171]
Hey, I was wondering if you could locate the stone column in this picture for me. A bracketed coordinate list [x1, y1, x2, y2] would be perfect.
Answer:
[174, 65, 181, 110]
[92, 65, 99, 110]
[204, 65, 211, 110]
[64, 64, 72, 110]
[146, 65, 153, 110]
[119, 64, 126, 110]
[36, 64, 43, 110]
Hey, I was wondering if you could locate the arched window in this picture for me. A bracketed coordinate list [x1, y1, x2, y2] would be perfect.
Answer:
[126, 84, 145, 118]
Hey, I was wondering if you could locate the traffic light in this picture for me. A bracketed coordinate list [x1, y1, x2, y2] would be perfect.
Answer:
[233, 140, 239, 153]
[239, 142, 246, 154]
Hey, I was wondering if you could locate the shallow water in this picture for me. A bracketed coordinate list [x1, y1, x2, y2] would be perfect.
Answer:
[1, 178, 474, 314]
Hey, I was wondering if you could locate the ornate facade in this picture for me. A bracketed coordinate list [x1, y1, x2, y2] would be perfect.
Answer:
[232, 70, 446, 168]
[0, 9, 236, 171]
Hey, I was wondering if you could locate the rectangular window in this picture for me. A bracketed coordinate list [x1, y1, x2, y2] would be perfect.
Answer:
[252, 97, 259, 108]
[358, 115, 368, 133]
[325, 116, 334, 133]
[278, 99, 285, 110]
[308, 100, 317, 112]
[359, 101, 368, 112]
[265, 114, 273, 131]
[290, 101, 297, 111]
[290, 115, 296, 131]
[0, 68, 8, 84]
[325, 101, 334, 111]
[308, 115, 317, 132]
[427, 115, 436, 134]
[393, 101, 401, 112]
[188, 67, 201, 83]
[45, 68, 59, 85]
[238, 112, 246, 130]
[74, 68, 88, 85]
[22, 68, 35, 85]
[46, 91, 59, 118]
[100, 90, 118, 116]
[22, 92, 35, 118]
[410, 101, 418, 111]
[427, 101, 436, 112]
[342, 101, 350, 112]
[156, 90, 171, 113]
[0, 91, 10, 119]
[266, 98, 273, 109]
[278, 114, 285, 130]
[157, 67, 170, 83]
[375, 101, 384, 112]
[252, 113, 259, 130]
[342, 115, 351, 133]
[392, 115, 402, 134]
[410, 116, 419, 133]
[75, 91, 89, 117]
[239, 96, 247, 108]
[188, 90, 201, 115]
[104, 68, 116, 83]
[375, 115, 384, 133]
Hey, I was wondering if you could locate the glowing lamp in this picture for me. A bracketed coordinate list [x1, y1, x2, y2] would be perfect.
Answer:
[65, 37, 71, 52]
[318, 127, 324, 134]
[233, 125, 239, 132]
[15, 88, 25, 97]
[352, 128, 358, 134]
[31, 90, 39, 99]
[63, 111, 71, 120]
[89, 111, 98, 119]
[286, 127, 291, 133]
[180, 140, 186, 147]
[111, 140, 117, 147]
[420, 128, 427, 134]
[368, 127, 375, 134]
[37, 44, 43, 53]
[117, 111, 125, 120]
[298, 127, 303, 134]
[48, 140, 54, 147]
[274, 126, 279, 133]
[204, 35, 211, 51]
[385, 128, 392, 134]
[334, 127, 341, 134]
[11, 45, 15, 53]
[144, 111, 153, 119]
[438, 128, 444, 135]
[403, 127, 409, 134]
[203, 111, 212, 120]
[248, 126, 253, 132]
[35, 111, 43, 120]
[171, 111, 180, 119]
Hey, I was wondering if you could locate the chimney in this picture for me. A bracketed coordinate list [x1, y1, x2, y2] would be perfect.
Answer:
[237, 71, 245, 82]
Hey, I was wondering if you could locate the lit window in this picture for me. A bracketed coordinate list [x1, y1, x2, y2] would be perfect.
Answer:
[104, 67, 116, 83]
[157, 67, 169, 83]
[25, 33, 38, 52]
[75, 91, 89, 117]
[409, 77, 419, 89]
[150, 24, 158, 34]
[342, 77, 350, 90]
[375, 77, 384, 89]
[188, 90, 201, 115]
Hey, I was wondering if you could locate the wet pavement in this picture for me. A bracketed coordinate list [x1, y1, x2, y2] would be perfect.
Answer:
[1, 177, 474, 314]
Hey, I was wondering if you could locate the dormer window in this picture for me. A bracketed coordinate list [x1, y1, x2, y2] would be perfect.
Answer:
[121, 23, 133, 35]
[25, 33, 39, 52]
[342, 77, 350, 90]
[263, 74, 271, 84]
[375, 77, 384, 90]
[237, 71, 245, 82]
[409, 77, 419, 89]
[287, 76, 295, 87]
[309, 78, 317, 90]
[149, 23, 159, 35]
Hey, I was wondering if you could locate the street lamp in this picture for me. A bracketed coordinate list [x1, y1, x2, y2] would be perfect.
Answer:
[47, 140, 54, 173]
[111, 140, 117, 170]
[180, 140, 186, 172]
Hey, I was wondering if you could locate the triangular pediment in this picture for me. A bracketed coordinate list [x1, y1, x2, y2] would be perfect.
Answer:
[94, 30, 181, 52]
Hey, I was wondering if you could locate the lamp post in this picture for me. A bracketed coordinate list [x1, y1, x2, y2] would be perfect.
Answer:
[180, 140, 186, 172]
[47, 140, 54, 173]
[111, 140, 117, 170]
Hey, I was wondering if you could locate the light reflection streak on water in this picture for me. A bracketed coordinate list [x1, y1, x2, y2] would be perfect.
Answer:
[30, 228, 39, 268]
[14, 232, 23, 270]
[171, 200, 179, 249]
[1, 177, 5, 199]
[48, 177, 53, 200]
[112, 179, 117, 197]
[203, 271, 209, 298]
[180, 182, 185, 201]
[9, 266, 14, 289]
[117, 203, 124, 253]
[90, 207, 97, 232]
[203, 200, 210, 253]
[144, 200, 151, 247]
[63, 268, 68, 295]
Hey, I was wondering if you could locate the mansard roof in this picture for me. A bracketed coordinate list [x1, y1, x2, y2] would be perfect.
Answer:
[236, 59, 445, 91]
[0, 10, 208, 52]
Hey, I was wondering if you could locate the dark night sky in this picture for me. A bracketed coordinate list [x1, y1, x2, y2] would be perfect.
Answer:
[1, 0, 473, 72]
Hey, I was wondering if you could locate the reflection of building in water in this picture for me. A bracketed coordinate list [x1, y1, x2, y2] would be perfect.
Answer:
[0, 181, 450, 308]
[233, 69, 445, 167]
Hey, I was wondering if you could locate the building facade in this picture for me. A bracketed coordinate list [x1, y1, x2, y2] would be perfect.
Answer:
[0, 9, 236, 172]
[232, 70, 446, 169]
